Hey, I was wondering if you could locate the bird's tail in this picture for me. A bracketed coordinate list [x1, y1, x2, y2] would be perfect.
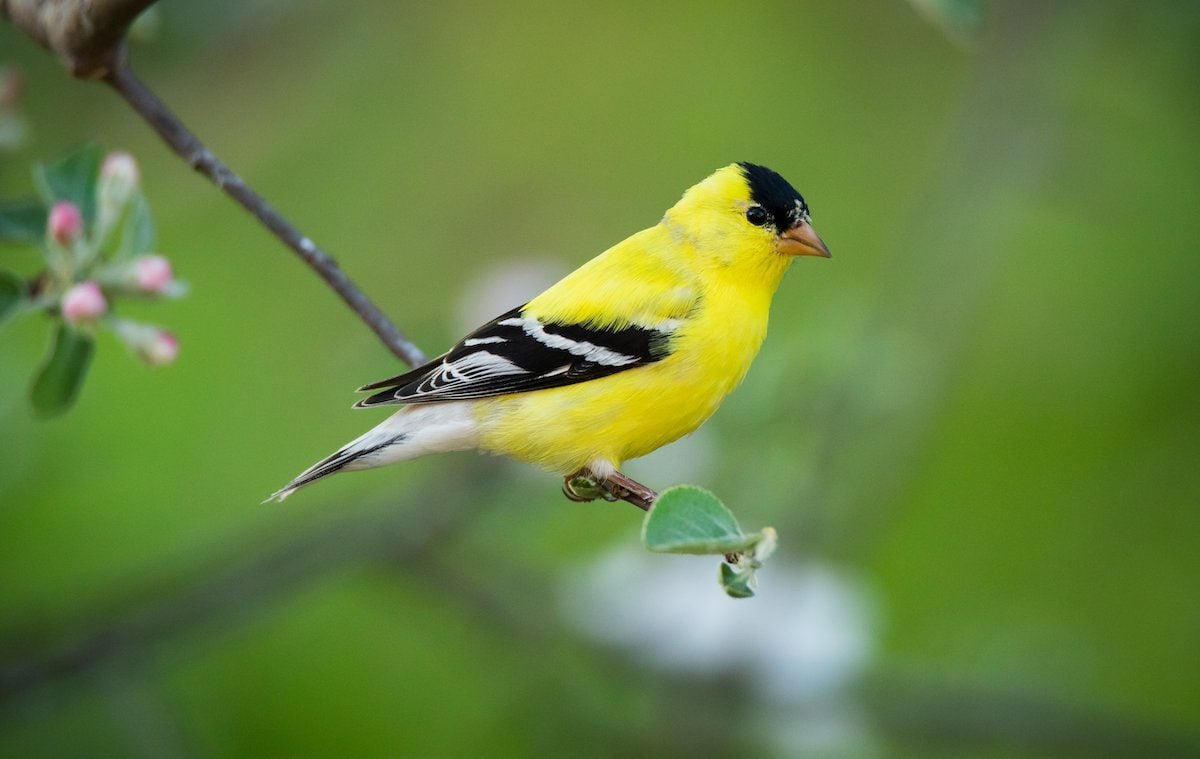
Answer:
[265, 402, 478, 502]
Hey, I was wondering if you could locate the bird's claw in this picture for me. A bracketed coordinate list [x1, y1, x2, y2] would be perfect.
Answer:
[563, 473, 605, 502]
[562, 472, 625, 503]
[563, 469, 658, 512]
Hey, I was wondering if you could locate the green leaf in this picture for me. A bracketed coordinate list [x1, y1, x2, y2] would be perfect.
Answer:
[0, 199, 47, 245]
[719, 563, 756, 599]
[35, 143, 102, 227]
[122, 193, 156, 255]
[31, 323, 95, 418]
[641, 485, 759, 555]
[0, 270, 24, 325]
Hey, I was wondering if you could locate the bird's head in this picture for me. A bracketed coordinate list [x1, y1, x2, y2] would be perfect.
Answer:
[664, 163, 830, 275]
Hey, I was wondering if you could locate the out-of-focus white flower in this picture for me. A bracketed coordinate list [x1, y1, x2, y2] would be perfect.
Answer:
[561, 549, 878, 704]
[455, 257, 568, 335]
[61, 281, 106, 324]
[48, 201, 83, 246]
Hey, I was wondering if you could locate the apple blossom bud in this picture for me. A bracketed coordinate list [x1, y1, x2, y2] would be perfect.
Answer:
[142, 329, 179, 366]
[97, 151, 140, 234]
[101, 150, 140, 191]
[61, 281, 107, 324]
[48, 201, 83, 246]
[111, 318, 180, 366]
[132, 255, 173, 293]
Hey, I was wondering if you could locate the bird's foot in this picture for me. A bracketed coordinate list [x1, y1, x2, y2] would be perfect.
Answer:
[562, 471, 619, 503]
[562, 469, 658, 512]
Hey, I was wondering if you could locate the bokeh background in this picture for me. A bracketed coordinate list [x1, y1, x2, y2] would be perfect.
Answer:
[2, 0, 1198, 755]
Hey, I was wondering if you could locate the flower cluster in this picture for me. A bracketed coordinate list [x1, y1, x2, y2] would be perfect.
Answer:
[1, 143, 184, 415]
[39, 150, 185, 366]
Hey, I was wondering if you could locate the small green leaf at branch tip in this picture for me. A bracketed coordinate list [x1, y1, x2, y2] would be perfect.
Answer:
[719, 563, 757, 599]
[719, 527, 778, 599]
[31, 324, 95, 418]
[0, 270, 24, 325]
[35, 143, 102, 228]
[641, 485, 758, 555]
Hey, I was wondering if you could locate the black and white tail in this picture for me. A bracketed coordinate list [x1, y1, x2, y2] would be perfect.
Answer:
[266, 401, 479, 502]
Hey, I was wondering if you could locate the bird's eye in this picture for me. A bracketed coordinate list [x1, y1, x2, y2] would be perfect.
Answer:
[745, 206, 770, 227]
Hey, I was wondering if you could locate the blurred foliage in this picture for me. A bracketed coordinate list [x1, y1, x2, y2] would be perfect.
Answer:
[1, 0, 1199, 756]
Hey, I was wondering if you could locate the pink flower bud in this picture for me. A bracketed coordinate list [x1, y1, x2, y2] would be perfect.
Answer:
[111, 319, 180, 366]
[48, 201, 83, 246]
[97, 151, 140, 235]
[141, 329, 179, 366]
[61, 281, 107, 324]
[133, 255, 173, 293]
[100, 151, 140, 189]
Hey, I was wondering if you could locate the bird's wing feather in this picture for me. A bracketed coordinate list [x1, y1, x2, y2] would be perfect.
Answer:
[354, 306, 676, 408]
[357, 227, 699, 408]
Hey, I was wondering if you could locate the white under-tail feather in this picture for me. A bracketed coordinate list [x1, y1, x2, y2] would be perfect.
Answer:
[266, 402, 479, 502]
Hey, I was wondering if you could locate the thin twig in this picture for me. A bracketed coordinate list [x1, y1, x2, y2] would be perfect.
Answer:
[604, 470, 657, 511]
[101, 61, 426, 367]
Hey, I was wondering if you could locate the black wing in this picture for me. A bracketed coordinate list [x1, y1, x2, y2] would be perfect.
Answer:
[354, 306, 674, 408]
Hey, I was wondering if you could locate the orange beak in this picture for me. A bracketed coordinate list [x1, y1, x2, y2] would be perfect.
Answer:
[776, 222, 831, 258]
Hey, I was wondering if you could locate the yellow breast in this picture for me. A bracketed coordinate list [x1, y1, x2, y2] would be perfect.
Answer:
[474, 270, 776, 474]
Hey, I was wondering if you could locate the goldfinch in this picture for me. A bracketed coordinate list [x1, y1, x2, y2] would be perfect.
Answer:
[269, 163, 829, 502]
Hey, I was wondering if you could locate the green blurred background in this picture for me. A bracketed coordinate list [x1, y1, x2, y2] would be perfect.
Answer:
[2, 0, 1198, 756]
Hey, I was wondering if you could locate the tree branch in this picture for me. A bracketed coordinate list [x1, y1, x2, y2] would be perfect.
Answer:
[102, 63, 427, 367]
[2, 0, 427, 367]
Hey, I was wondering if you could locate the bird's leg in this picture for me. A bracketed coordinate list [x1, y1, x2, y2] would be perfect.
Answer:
[562, 468, 659, 512]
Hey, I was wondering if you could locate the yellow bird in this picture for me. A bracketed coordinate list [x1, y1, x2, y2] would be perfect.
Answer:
[269, 163, 829, 502]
